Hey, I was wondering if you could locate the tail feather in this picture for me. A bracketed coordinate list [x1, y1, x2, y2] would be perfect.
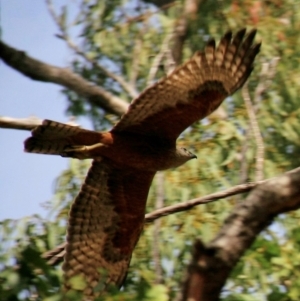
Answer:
[24, 120, 102, 155]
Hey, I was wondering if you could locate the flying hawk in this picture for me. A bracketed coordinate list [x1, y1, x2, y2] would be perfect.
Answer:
[24, 28, 260, 298]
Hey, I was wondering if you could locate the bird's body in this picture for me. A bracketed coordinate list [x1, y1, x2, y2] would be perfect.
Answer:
[76, 132, 195, 170]
[24, 29, 260, 298]
[26, 123, 195, 170]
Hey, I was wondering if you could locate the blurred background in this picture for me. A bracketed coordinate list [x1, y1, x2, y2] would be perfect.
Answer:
[1, 1, 300, 300]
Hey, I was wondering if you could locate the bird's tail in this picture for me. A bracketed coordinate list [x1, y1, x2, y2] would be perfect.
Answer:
[24, 120, 102, 156]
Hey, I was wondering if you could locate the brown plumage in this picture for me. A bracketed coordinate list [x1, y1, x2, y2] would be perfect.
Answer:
[24, 28, 260, 298]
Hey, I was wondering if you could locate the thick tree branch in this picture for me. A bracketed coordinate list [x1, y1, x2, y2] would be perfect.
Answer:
[180, 168, 300, 301]
[0, 41, 128, 116]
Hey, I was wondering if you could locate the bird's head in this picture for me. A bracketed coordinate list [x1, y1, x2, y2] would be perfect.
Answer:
[174, 147, 197, 167]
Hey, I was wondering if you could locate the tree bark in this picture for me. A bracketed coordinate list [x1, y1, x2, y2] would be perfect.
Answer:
[180, 169, 300, 301]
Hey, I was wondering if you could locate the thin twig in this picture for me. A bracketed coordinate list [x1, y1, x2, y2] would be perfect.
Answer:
[242, 83, 265, 181]
[46, 0, 139, 99]
[254, 58, 280, 106]
[164, 46, 177, 75]
[238, 127, 251, 184]
[146, 31, 175, 86]
[71, 2, 176, 36]
[241, 57, 280, 182]
[152, 172, 164, 284]
[129, 38, 143, 87]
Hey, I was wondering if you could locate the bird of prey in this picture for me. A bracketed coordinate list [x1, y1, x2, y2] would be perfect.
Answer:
[24, 28, 260, 298]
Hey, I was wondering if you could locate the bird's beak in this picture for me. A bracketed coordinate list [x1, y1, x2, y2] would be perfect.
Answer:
[192, 154, 197, 159]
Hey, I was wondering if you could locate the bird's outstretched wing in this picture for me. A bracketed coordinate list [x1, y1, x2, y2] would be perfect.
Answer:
[63, 159, 155, 297]
[112, 29, 260, 143]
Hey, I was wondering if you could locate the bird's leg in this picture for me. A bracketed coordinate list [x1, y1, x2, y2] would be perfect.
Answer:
[62, 143, 105, 159]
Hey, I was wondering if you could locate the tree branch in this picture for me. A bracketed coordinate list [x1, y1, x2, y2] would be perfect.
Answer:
[241, 57, 280, 182]
[180, 168, 300, 301]
[0, 41, 128, 116]
[242, 83, 265, 181]
[129, 37, 143, 88]
[147, 31, 175, 86]
[0, 116, 43, 131]
[253, 57, 280, 105]
[46, 0, 139, 99]
[171, 0, 201, 65]
[0, 116, 79, 131]
[152, 172, 164, 284]
[238, 127, 251, 185]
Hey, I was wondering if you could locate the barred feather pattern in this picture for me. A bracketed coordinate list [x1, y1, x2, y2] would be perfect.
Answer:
[63, 160, 155, 298]
[24, 120, 101, 155]
[112, 28, 260, 141]
[63, 161, 128, 297]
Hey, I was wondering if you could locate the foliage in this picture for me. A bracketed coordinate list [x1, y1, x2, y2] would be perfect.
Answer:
[2, 0, 300, 300]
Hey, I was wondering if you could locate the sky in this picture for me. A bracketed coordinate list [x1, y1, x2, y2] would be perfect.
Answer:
[0, 1, 88, 220]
